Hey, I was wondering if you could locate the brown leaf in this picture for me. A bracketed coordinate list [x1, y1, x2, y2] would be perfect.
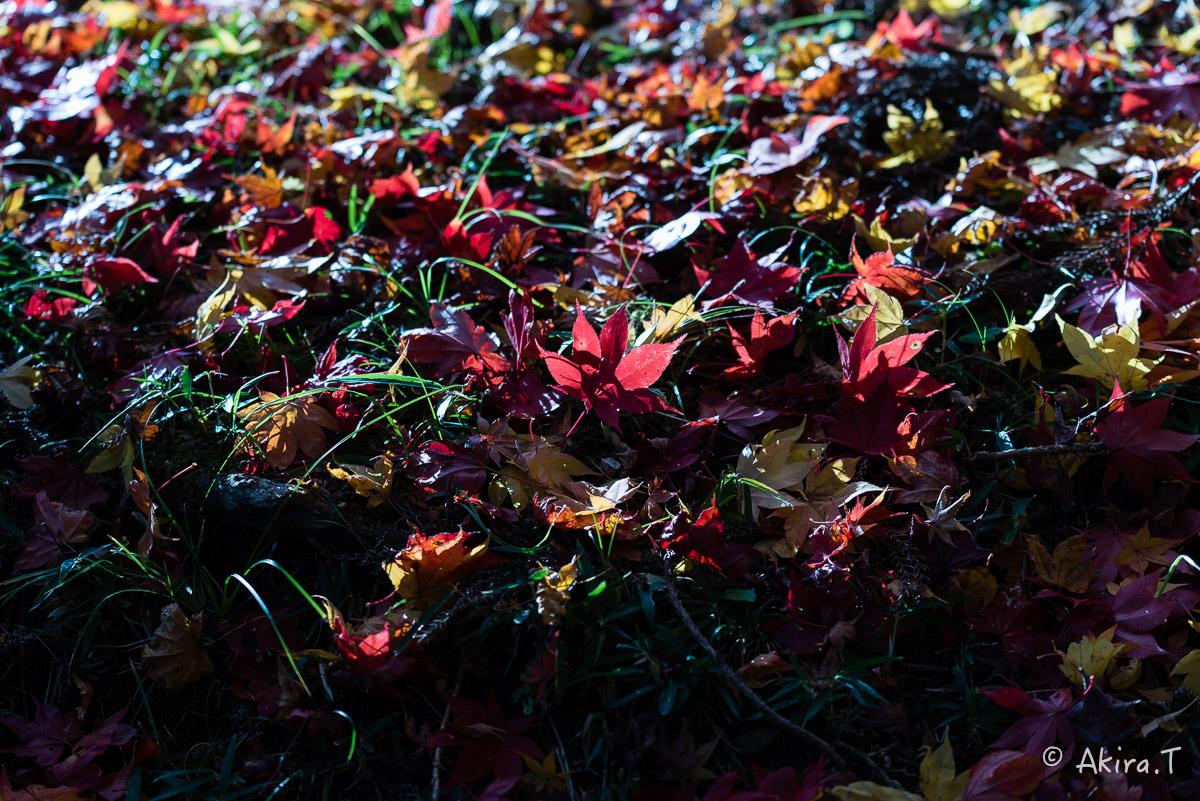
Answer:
[1027, 534, 1095, 593]
[237, 392, 339, 469]
[233, 166, 283, 209]
[141, 603, 215, 691]
[735, 651, 794, 689]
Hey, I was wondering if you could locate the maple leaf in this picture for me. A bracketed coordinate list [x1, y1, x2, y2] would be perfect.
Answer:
[327, 457, 393, 508]
[665, 502, 762, 579]
[1056, 315, 1159, 389]
[879, 100, 955, 168]
[921, 487, 971, 544]
[744, 114, 849, 176]
[494, 435, 594, 509]
[642, 295, 703, 343]
[535, 555, 578, 625]
[16, 492, 95, 571]
[1170, 650, 1200, 695]
[838, 307, 950, 401]
[0, 355, 41, 409]
[539, 303, 680, 430]
[533, 477, 639, 535]
[1058, 626, 1137, 688]
[982, 686, 1075, 760]
[920, 730, 970, 801]
[959, 751, 1045, 801]
[735, 651, 794, 689]
[694, 240, 803, 308]
[141, 604, 216, 691]
[12, 454, 108, 509]
[1064, 228, 1175, 333]
[1027, 534, 1095, 594]
[233, 166, 283, 209]
[734, 424, 823, 517]
[426, 693, 542, 785]
[698, 389, 780, 440]
[1114, 524, 1181, 575]
[405, 303, 512, 378]
[996, 321, 1041, 374]
[23, 290, 79, 323]
[841, 238, 926, 304]
[723, 311, 796, 378]
[840, 284, 907, 342]
[382, 529, 492, 601]
[1120, 66, 1200, 123]
[81, 256, 157, 296]
[1095, 393, 1197, 496]
[413, 440, 489, 493]
[237, 391, 339, 469]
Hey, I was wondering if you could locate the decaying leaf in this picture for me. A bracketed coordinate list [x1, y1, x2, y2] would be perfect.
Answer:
[237, 392, 339, 469]
[383, 529, 491, 601]
[328, 457, 393, 508]
[141, 603, 216, 691]
[535, 556, 579, 625]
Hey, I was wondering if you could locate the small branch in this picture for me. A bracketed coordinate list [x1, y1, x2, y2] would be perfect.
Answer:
[660, 557, 899, 786]
[971, 442, 1105, 462]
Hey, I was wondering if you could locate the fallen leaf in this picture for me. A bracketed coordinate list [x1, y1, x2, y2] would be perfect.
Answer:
[141, 604, 215, 691]
[1057, 315, 1159, 389]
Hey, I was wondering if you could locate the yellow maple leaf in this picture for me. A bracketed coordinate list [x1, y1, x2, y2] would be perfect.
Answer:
[536, 556, 579, 626]
[521, 752, 570, 793]
[1170, 650, 1200, 695]
[643, 295, 702, 343]
[920, 730, 969, 801]
[1059, 626, 1137, 687]
[0, 355, 41, 409]
[327, 457, 393, 508]
[830, 782, 921, 801]
[997, 321, 1041, 373]
[233, 166, 283, 209]
[840, 284, 907, 342]
[237, 392, 339, 470]
[879, 100, 955, 169]
[382, 530, 490, 601]
[735, 424, 825, 517]
[1057, 315, 1159, 389]
[1115, 524, 1180, 574]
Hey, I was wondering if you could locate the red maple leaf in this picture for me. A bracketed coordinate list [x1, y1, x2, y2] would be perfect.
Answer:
[426, 693, 542, 785]
[694, 240, 802, 308]
[981, 686, 1075, 761]
[960, 750, 1046, 801]
[24, 290, 79, 323]
[723, 311, 796, 378]
[405, 304, 512, 378]
[1065, 226, 1176, 333]
[539, 303, 680, 430]
[1095, 390, 1197, 497]
[837, 306, 950, 401]
[841, 238, 926, 305]
[81, 256, 157, 296]
[1120, 64, 1200, 124]
[665, 502, 761, 579]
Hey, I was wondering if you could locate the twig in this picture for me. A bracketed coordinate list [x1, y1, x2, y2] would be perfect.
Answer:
[659, 556, 900, 786]
[971, 442, 1105, 462]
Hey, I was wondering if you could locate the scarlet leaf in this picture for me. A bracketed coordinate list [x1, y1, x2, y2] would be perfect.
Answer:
[1096, 394, 1198, 496]
[539, 303, 680, 430]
